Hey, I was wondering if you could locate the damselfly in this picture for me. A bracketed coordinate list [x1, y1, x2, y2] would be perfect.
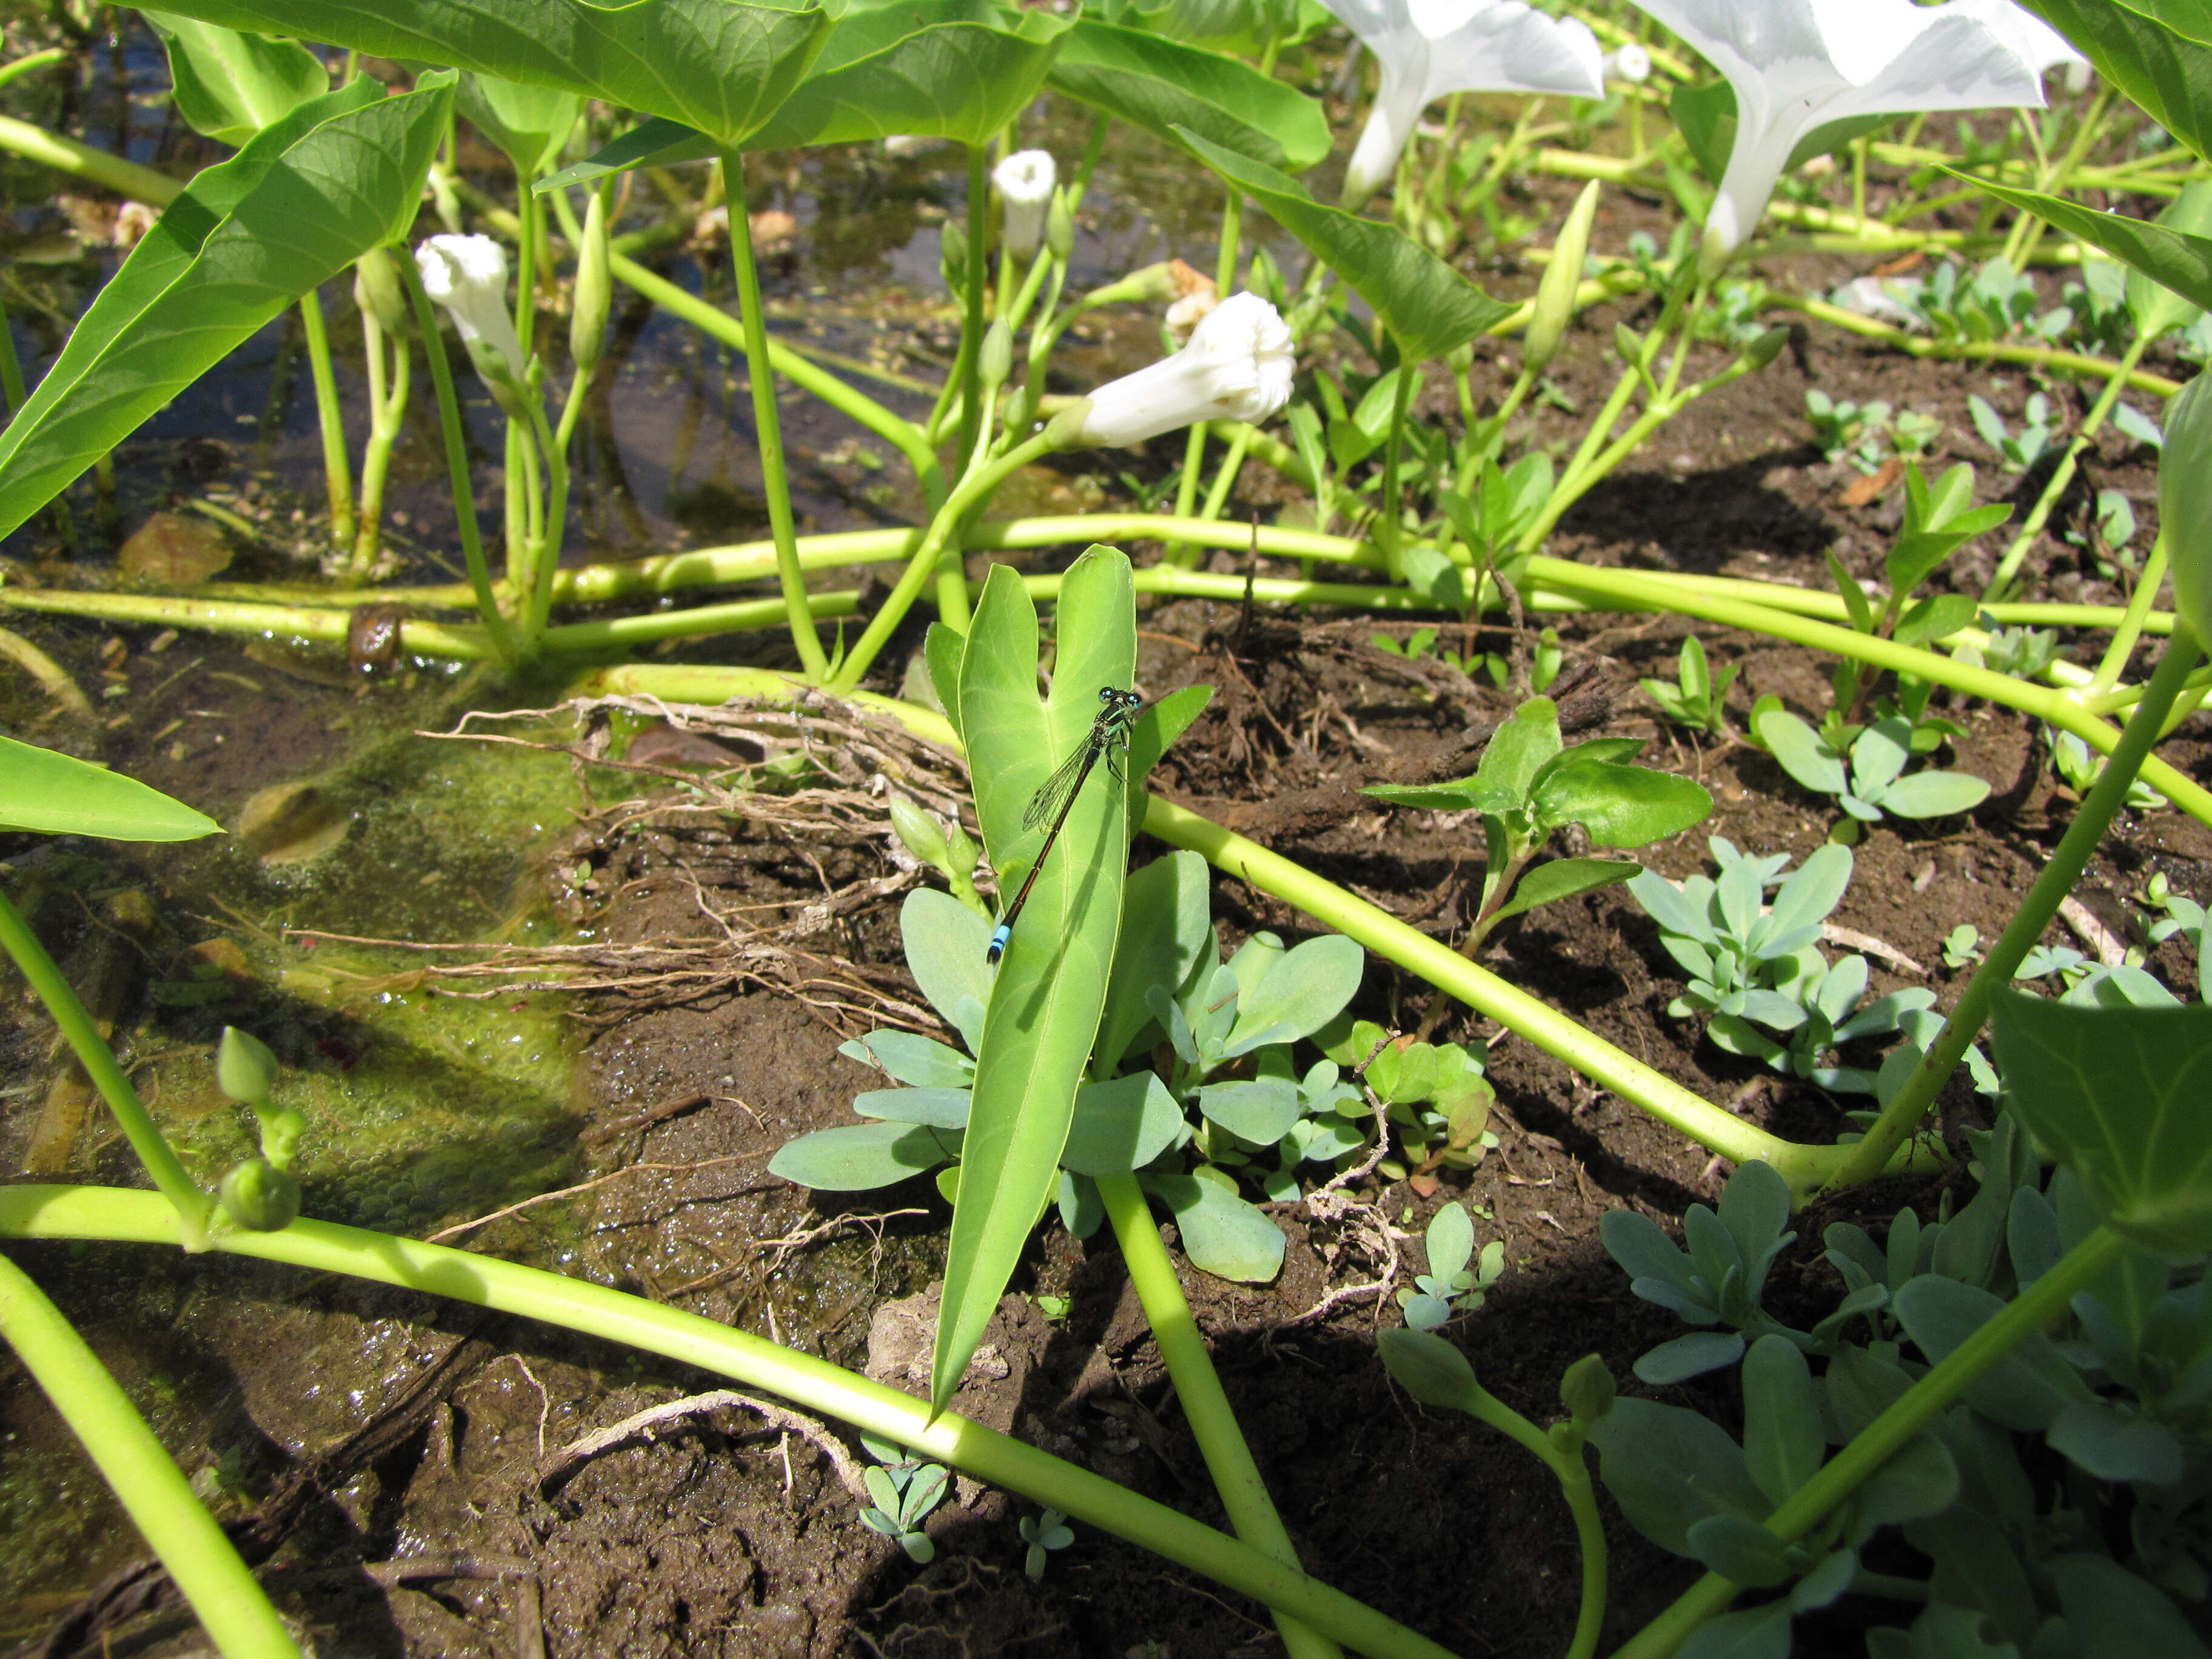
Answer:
[987, 686, 1145, 965]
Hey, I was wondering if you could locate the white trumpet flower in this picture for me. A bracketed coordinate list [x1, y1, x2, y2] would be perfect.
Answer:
[415, 233, 529, 403]
[1605, 42, 1651, 84]
[1631, 0, 2063, 276]
[993, 149, 1056, 263]
[1073, 292, 1294, 448]
[1329, 0, 1605, 210]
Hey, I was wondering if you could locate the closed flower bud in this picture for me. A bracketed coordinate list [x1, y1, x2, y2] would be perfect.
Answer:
[416, 233, 530, 411]
[217, 1025, 278, 1105]
[1376, 1328, 1480, 1410]
[992, 149, 1056, 263]
[1735, 325, 1789, 373]
[260, 1104, 306, 1171]
[1604, 42, 1650, 84]
[219, 1158, 301, 1232]
[571, 186, 613, 380]
[979, 318, 1013, 387]
[940, 220, 969, 295]
[1613, 322, 1644, 366]
[1045, 189, 1074, 263]
[1073, 292, 1293, 449]
[1560, 1352, 1615, 1423]
[1523, 179, 1598, 376]
[888, 797, 951, 872]
[2162, 374, 2212, 644]
[352, 247, 407, 333]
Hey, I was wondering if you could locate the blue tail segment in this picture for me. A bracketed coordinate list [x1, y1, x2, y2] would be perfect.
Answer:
[987, 922, 1011, 965]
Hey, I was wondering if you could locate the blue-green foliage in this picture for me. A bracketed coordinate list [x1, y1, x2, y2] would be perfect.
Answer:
[1591, 1082, 2212, 1659]
[772, 851, 1373, 1282]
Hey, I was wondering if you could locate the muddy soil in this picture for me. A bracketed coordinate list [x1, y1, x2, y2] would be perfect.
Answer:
[4, 50, 2210, 1659]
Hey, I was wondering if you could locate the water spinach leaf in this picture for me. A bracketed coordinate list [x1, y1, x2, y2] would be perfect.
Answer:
[937, 548, 1137, 1407]
[0, 736, 219, 841]
[1049, 19, 1330, 173]
[1172, 127, 1511, 363]
[141, 10, 329, 146]
[0, 73, 453, 540]
[127, 0, 832, 148]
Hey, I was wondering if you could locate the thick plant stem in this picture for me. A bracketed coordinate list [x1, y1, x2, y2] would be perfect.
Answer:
[346, 304, 411, 584]
[0, 1250, 300, 1658]
[0, 1186, 1461, 1659]
[0, 889, 209, 1246]
[722, 152, 827, 679]
[400, 253, 519, 666]
[296, 287, 357, 557]
[1096, 1173, 1342, 1659]
[954, 144, 991, 464]
[1440, 1385, 1605, 1659]
[828, 427, 1062, 691]
[1763, 290, 2180, 398]
[1827, 623, 2204, 1191]
[1610, 1225, 2130, 1659]
[1138, 799, 1927, 1196]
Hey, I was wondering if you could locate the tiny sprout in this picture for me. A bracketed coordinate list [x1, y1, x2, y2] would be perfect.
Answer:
[1942, 924, 1983, 971]
[1019, 1507, 1074, 1580]
[218, 1158, 301, 1232]
[216, 1025, 278, 1106]
[1559, 1353, 1615, 1424]
[1034, 1293, 1071, 1322]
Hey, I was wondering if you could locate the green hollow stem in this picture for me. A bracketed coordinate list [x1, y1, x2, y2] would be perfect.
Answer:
[0, 890, 210, 1246]
[1763, 290, 2182, 398]
[722, 150, 826, 680]
[827, 426, 1064, 691]
[1096, 1173, 1341, 1659]
[1983, 331, 2154, 601]
[2089, 533, 2169, 694]
[1438, 1384, 1605, 1659]
[0, 1249, 300, 1658]
[1373, 346, 1418, 581]
[1827, 622, 2204, 1190]
[0, 584, 833, 659]
[545, 187, 946, 514]
[346, 300, 411, 585]
[0, 1185, 1461, 1659]
[1530, 563, 2212, 827]
[400, 252, 520, 666]
[295, 287, 357, 557]
[953, 144, 991, 464]
[1610, 1225, 2130, 1659]
[0, 109, 182, 204]
[1165, 183, 1250, 569]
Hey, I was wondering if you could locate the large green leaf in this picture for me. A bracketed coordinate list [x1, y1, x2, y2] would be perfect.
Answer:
[2131, 179, 2212, 338]
[0, 73, 454, 541]
[0, 736, 219, 840]
[1953, 169, 2212, 318]
[2017, 0, 2212, 164]
[1048, 19, 1329, 173]
[123, 0, 831, 148]
[1173, 128, 1511, 363]
[745, 7, 1069, 149]
[457, 72, 581, 176]
[1990, 991, 2212, 1254]
[141, 10, 329, 147]
[939, 548, 1136, 1407]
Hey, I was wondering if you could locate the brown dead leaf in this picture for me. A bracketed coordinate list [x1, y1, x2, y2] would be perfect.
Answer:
[1871, 250, 1925, 278]
[118, 512, 231, 583]
[1838, 455, 1905, 508]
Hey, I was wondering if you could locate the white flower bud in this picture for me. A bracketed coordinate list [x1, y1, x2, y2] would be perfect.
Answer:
[993, 149, 1056, 263]
[1604, 42, 1650, 83]
[415, 233, 529, 406]
[1074, 292, 1293, 449]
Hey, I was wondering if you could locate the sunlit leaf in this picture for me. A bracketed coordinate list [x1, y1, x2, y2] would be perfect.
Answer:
[142, 10, 328, 146]
[0, 736, 220, 841]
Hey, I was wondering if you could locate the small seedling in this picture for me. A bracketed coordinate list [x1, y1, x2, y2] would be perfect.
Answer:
[2047, 726, 2168, 811]
[1640, 634, 1737, 737]
[1397, 1199, 1506, 1330]
[1968, 617, 2062, 679]
[1805, 389, 1892, 470]
[1940, 923, 1982, 970]
[1019, 1508, 1074, 1580]
[1366, 695, 1713, 960]
[1969, 390, 2057, 473]
[1754, 708, 1990, 829]
[859, 1436, 950, 1563]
